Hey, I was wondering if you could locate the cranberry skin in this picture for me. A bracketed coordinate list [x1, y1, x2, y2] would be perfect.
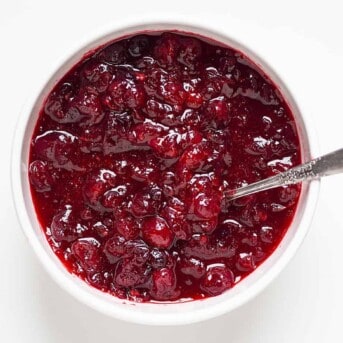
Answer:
[114, 258, 150, 288]
[142, 216, 174, 249]
[191, 217, 218, 234]
[151, 268, 180, 301]
[179, 256, 206, 279]
[105, 78, 146, 111]
[29, 160, 53, 192]
[92, 221, 110, 238]
[145, 99, 173, 119]
[116, 216, 139, 240]
[193, 192, 221, 220]
[81, 60, 112, 92]
[150, 132, 181, 158]
[186, 92, 203, 109]
[178, 142, 212, 171]
[260, 226, 274, 244]
[44, 93, 70, 123]
[202, 67, 227, 100]
[236, 252, 256, 272]
[183, 234, 236, 260]
[159, 81, 187, 106]
[44, 88, 81, 124]
[128, 288, 150, 302]
[206, 96, 230, 125]
[82, 169, 117, 209]
[34, 130, 77, 169]
[200, 266, 234, 296]
[130, 186, 162, 217]
[130, 158, 159, 183]
[104, 234, 126, 263]
[50, 207, 81, 242]
[125, 239, 150, 265]
[144, 67, 168, 95]
[71, 238, 101, 272]
[68, 88, 104, 126]
[79, 125, 104, 153]
[101, 184, 128, 209]
[150, 130, 203, 159]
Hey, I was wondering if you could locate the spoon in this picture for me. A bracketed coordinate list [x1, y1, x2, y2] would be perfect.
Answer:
[224, 148, 343, 202]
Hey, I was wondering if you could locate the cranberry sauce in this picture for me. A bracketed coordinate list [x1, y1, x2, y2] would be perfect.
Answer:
[29, 32, 301, 302]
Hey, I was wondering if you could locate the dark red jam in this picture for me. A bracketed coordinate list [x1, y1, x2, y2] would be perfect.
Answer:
[29, 32, 301, 302]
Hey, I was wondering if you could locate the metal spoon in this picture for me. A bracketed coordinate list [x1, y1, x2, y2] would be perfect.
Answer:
[224, 148, 343, 202]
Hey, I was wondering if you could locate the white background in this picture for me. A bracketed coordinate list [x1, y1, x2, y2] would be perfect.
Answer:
[1, 1, 343, 342]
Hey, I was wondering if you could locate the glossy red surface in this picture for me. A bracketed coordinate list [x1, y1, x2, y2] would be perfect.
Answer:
[29, 32, 301, 302]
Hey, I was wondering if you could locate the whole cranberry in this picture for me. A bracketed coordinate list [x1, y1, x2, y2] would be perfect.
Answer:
[186, 92, 203, 109]
[34, 130, 78, 169]
[178, 142, 212, 171]
[193, 192, 221, 220]
[151, 268, 180, 301]
[200, 266, 234, 296]
[50, 206, 82, 242]
[71, 238, 101, 272]
[142, 216, 174, 249]
[159, 81, 187, 106]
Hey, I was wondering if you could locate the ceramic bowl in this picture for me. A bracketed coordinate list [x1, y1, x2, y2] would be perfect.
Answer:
[11, 20, 320, 325]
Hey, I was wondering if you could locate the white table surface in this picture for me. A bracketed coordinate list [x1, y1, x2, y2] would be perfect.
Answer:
[1, 1, 343, 341]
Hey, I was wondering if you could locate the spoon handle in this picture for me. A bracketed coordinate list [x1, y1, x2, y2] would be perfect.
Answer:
[225, 148, 343, 201]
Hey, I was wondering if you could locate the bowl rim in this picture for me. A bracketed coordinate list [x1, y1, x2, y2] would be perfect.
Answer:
[11, 18, 321, 325]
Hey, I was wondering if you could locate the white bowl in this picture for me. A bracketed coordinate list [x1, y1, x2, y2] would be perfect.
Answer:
[11, 20, 320, 325]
